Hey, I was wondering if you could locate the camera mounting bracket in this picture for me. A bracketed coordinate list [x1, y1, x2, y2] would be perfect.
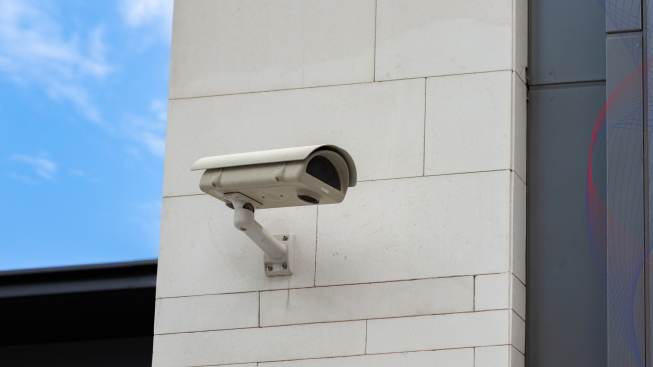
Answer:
[228, 195, 294, 276]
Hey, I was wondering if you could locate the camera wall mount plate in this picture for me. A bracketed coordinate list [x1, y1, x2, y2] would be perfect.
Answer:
[265, 234, 294, 276]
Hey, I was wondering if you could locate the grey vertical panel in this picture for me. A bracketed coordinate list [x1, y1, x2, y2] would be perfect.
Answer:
[607, 34, 643, 94]
[529, 0, 606, 85]
[606, 0, 642, 32]
[527, 84, 607, 367]
[606, 33, 646, 366]
[649, 2, 653, 365]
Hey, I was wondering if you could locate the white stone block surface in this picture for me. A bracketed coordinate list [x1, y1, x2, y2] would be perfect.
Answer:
[170, 0, 376, 98]
[511, 311, 526, 353]
[157, 195, 316, 298]
[511, 346, 525, 367]
[512, 274, 526, 320]
[366, 310, 510, 354]
[316, 171, 511, 286]
[154, 293, 259, 334]
[164, 79, 426, 197]
[514, 0, 529, 82]
[375, 0, 513, 81]
[260, 349, 474, 367]
[425, 71, 513, 176]
[513, 75, 528, 182]
[475, 273, 510, 311]
[260, 277, 473, 326]
[475, 345, 510, 367]
[152, 321, 366, 367]
[511, 173, 527, 283]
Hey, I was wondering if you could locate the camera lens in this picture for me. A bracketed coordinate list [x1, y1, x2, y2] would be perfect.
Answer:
[298, 195, 319, 204]
[306, 156, 341, 190]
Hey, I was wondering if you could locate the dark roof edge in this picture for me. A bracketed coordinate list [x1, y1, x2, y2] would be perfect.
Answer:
[0, 260, 158, 298]
[0, 259, 158, 277]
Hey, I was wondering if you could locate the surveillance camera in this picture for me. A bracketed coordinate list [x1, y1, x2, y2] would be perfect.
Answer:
[191, 145, 357, 209]
[191, 145, 356, 277]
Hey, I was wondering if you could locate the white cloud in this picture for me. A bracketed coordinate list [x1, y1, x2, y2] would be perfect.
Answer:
[125, 146, 142, 160]
[11, 153, 57, 180]
[46, 81, 102, 123]
[141, 131, 166, 157]
[8, 172, 37, 185]
[121, 99, 168, 158]
[69, 169, 84, 177]
[0, 0, 111, 124]
[127, 199, 162, 252]
[150, 99, 167, 121]
[121, 0, 173, 38]
[1, 1, 169, 176]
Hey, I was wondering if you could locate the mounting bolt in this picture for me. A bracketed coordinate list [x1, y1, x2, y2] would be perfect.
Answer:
[266, 265, 273, 271]
[239, 227, 247, 231]
[281, 263, 287, 270]
[282, 235, 288, 241]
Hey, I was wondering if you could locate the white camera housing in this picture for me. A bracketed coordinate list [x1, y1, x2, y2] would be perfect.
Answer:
[191, 145, 356, 277]
[191, 145, 357, 209]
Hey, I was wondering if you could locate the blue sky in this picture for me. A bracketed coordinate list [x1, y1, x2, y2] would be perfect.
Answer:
[0, 0, 173, 270]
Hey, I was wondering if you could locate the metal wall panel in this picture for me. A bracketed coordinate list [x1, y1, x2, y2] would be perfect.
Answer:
[605, 33, 646, 367]
[607, 34, 643, 94]
[529, 0, 606, 85]
[527, 84, 607, 367]
[648, 3, 653, 365]
[606, 0, 642, 33]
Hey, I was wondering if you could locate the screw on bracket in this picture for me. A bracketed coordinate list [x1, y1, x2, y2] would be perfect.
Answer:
[281, 263, 287, 270]
[282, 235, 288, 241]
[266, 265, 273, 271]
